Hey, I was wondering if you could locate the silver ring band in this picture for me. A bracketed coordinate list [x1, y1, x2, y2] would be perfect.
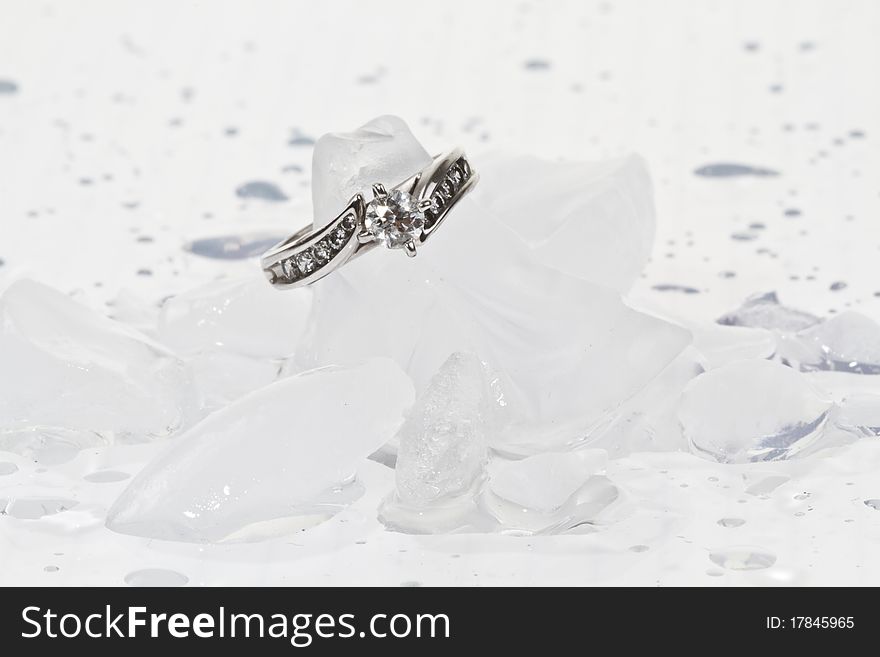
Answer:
[261, 149, 477, 289]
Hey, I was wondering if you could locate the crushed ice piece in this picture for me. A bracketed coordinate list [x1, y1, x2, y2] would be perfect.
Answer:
[311, 115, 432, 228]
[487, 449, 607, 513]
[0, 497, 78, 520]
[476, 153, 655, 292]
[709, 546, 776, 570]
[835, 394, 880, 435]
[0, 280, 196, 442]
[0, 462, 18, 475]
[589, 351, 701, 456]
[124, 569, 189, 587]
[483, 474, 620, 535]
[717, 292, 820, 331]
[781, 311, 880, 374]
[394, 353, 492, 506]
[679, 360, 832, 463]
[107, 359, 414, 543]
[184, 232, 286, 260]
[691, 325, 776, 369]
[158, 275, 310, 359]
[864, 499, 880, 510]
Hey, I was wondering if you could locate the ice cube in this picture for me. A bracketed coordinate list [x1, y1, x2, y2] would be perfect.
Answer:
[106, 358, 413, 543]
[476, 153, 655, 292]
[678, 359, 833, 463]
[393, 353, 492, 507]
[0, 279, 196, 444]
[717, 292, 820, 331]
[487, 449, 607, 513]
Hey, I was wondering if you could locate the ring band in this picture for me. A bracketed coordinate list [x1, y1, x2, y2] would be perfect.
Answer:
[261, 149, 477, 289]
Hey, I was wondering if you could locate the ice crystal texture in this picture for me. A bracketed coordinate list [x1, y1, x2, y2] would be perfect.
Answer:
[394, 353, 492, 506]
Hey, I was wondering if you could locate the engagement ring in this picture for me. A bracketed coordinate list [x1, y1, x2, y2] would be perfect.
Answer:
[261, 149, 477, 289]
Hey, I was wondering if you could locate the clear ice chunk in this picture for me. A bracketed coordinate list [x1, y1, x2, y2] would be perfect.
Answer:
[106, 358, 414, 543]
[300, 116, 691, 452]
[393, 353, 492, 507]
[678, 359, 832, 463]
[589, 351, 702, 456]
[835, 393, 880, 435]
[778, 311, 880, 374]
[717, 292, 820, 331]
[476, 153, 655, 292]
[311, 115, 432, 228]
[487, 450, 607, 513]
[691, 324, 777, 369]
[157, 274, 311, 359]
[0, 279, 196, 444]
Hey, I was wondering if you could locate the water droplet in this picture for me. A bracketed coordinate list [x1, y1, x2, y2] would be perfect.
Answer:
[124, 568, 189, 587]
[523, 59, 551, 71]
[184, 232, 285, 260]
[44, 565, 59, 573]
[651, 284, 700, 294]
[709, 547, 776, 571]
[629, 544, 650, 553]
[235, 181, 288, 202]
[0, 79, 19, 95]
[694, 163, 780, 178]
[864, 499, 880, 510]
[717, 518, 745, 528]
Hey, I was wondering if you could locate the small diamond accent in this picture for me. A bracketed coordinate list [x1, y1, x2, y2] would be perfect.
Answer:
[282, 258, 300, 280]
[460, 158, 471, 178]
[295, 249, 317, 274]
[448, 166, 463, 188]
[329, 226, 348, 248]
[342, 215, 356, 231]
[313, 241, 332, 263]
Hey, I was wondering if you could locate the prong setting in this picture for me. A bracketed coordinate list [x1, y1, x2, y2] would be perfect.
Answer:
[372, 183, 388, 199]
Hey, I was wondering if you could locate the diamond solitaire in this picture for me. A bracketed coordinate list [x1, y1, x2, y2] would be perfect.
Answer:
[363, 186, 428, 255]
